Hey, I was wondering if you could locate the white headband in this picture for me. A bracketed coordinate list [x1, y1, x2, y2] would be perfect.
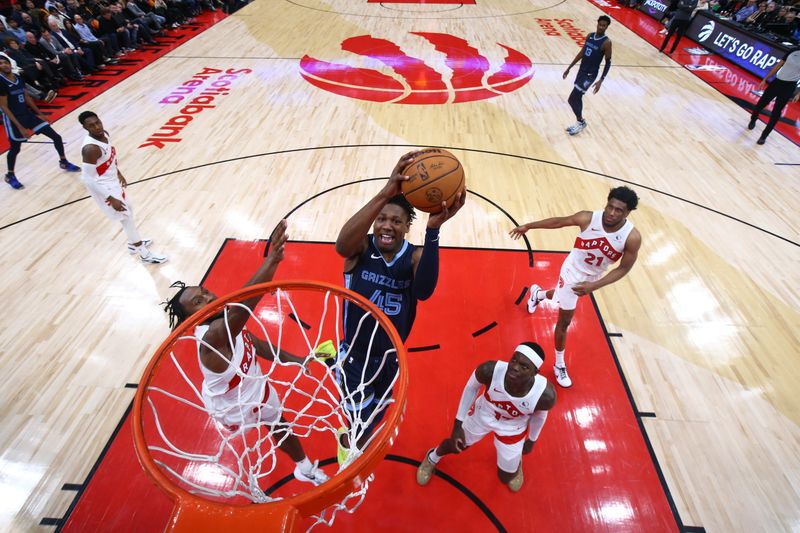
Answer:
[515, 344, 544, 369]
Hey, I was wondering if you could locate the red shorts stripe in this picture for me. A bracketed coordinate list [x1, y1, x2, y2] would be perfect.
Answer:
[495, 429, 527, 445]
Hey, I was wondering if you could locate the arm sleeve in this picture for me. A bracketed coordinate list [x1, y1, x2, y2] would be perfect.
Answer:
[455, 372, 482, 421]
[528, 411, 549, 441]
[81, 162, 115, 199]
[412, 227, 440, 300]
[601, 56, 611, 79]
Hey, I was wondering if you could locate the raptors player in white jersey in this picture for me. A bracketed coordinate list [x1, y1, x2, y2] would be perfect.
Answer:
[78, 111, 167, 264]
[162, 220, 328, 486]
[416, 342, 556, 492]
[510, 186, 642, 388]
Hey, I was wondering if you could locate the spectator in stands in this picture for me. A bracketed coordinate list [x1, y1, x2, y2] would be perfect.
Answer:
[47, 18, 98, 71]
[755, 1, 781, 26]
[5, 17, 26, 43]
[63, 18, 111, 65]
[125, 0, 163, 32]
[4, 37, 61, 95]
[152, 0, 184, 27]
[734, 0, 759, 20]
[25, 0, 48, 28]
[73, 14, 120, 59]
[19, 12, 40, 33]
[97, 6, 134, 51]
[7, 2, 24, 24]
[744, 1, 768, 25]
[38, 28, 84, 79]
[109, 2, 151, 45]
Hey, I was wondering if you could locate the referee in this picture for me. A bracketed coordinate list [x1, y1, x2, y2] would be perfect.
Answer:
[749, 47, 800, 145]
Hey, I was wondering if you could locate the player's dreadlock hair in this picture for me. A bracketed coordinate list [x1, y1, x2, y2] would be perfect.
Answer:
[387, 194, 416, 223]
[162, 281, 190, 330]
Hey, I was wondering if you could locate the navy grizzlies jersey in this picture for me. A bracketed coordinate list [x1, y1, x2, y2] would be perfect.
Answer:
[0, 73, 46, 141]
[344, 235, 417, 357]
[578, 33, 608, 74]
[0, 74, 28, 116]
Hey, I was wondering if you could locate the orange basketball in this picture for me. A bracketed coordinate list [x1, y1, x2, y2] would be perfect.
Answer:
[401, 148, 465, 214]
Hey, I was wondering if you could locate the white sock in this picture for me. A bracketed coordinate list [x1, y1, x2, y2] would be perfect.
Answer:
[296, 457, 313, 474]
[119, 216, 142, 244]
[429, 449, 442, 464]
[555, 350, 565, 368]
[535, 289, 546, 302]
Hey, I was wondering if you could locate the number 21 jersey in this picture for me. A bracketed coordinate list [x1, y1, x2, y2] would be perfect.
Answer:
[565, 210, 634, 277]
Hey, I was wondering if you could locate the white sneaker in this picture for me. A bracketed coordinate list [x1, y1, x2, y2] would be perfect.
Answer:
[294, 461, 329, 486]
[554, 365, 572, 388]
[127, 239, 152, 254]
[567, 120, 587, 136]
[527, 284, 542, 314]
[139, 247, 168, 264]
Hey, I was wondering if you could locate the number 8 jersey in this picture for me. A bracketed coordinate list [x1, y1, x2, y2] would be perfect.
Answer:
[565, 211, 634, 277]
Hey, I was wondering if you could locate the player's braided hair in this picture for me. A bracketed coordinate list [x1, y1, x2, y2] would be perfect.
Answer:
[162, 281, 190, 330]
[387, 194, 416, 222]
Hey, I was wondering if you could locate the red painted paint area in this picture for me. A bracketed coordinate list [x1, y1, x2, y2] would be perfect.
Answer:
[61, 241, 677, 532]
[583, 0, 799, 146]
[0, 12, 226, 155]
[300, 33, 533, 104]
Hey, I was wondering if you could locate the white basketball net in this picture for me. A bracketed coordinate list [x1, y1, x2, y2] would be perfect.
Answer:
[141, 287, 401, 530]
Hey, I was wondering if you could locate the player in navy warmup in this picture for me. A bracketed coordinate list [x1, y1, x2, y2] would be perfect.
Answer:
[562, 16, 613, 136]
[0, 56, 79, 189]
[334, 151, 465, 460]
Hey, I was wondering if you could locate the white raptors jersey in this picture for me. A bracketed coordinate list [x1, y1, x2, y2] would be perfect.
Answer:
[471, 362, 548, 437]
[82, 132, 119, 186]
[564, 211, 634, 276]
[195, 325, 267, 423]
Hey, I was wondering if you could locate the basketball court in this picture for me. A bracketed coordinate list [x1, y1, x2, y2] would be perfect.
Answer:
[0, 0, 798, 532]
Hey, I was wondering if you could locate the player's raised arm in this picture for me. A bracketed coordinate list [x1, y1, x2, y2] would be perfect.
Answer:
[335, 152, 418, 259]
[199, 221, 288, 371]
[509, 210, 593, 239]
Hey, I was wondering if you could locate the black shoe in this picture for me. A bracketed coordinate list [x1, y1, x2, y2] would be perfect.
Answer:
[756, 136, 766, 145]
[747, 117, 757, 130]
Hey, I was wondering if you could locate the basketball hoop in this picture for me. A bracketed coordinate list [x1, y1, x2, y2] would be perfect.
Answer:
[132, 280, 408, 531]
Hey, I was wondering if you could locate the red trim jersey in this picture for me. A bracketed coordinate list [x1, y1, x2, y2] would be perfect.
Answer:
[469, 362, 548, 441]
[564, 210, 634, 277]
[195, 325, 267, 423]
[81, 132, 119, 186]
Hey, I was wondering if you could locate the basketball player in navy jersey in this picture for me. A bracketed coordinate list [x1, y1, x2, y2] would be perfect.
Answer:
[563, 16, 613, 136]
[334, 151, 465, 459]
[0, 56, 79, 189]
[416, 342, 557, 492]
[510, 187, 641, 388]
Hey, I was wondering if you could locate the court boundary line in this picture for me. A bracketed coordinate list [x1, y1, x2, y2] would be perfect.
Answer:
[590, 294, 702, 532]
[2, 144, 795, 247]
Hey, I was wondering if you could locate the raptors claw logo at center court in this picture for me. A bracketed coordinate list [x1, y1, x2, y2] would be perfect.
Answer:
[300, 32, 534, 104]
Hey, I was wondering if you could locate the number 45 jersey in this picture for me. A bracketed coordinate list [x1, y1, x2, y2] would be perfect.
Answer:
[343, 235, 417, 357]
[565, 210, 634, 277]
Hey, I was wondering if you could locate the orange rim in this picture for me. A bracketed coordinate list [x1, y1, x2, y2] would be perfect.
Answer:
[132, 280, 408, 530]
